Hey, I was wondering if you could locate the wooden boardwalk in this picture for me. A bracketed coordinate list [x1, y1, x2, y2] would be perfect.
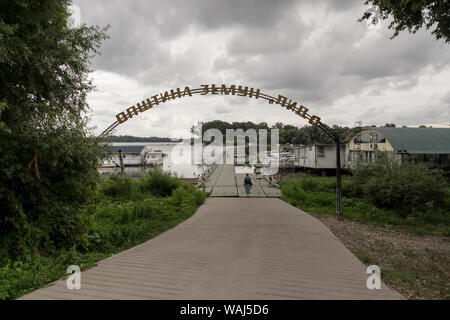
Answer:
[206, 164, 281, 198]
[20, 198, 403, 300]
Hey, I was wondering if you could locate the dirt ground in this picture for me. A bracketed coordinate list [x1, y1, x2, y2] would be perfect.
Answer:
[318, 216, 450, 300]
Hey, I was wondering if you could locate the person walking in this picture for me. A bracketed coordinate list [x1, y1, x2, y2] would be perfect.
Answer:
[244, 173, 253, 196]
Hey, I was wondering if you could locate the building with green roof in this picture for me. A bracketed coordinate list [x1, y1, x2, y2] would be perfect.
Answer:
[345, 127, 450, 170]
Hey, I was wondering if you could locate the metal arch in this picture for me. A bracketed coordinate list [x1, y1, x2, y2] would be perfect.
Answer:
[98, 86, 322, 137]
[98, 84, 343, 220]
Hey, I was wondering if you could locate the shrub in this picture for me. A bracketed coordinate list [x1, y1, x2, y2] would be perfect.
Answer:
[280, 179, 307, 207]
[139, 169, 180, 197]
[341, 180, 354, 197]
[171, 184, 207, 207]
[352, 156, 448, 217]
[299, 178, 320, 191]
[99, 175, 142, 201]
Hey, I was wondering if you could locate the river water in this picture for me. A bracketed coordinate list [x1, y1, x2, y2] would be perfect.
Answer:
[98, 142, 265, 178]
[98, 142, 209, 178]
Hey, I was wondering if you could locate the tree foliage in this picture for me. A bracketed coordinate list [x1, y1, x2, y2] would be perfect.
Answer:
[0, 0, 109, 259]
[360, 0, 450, 43]
[351, 155, 448, 216]
[201, 120, 358, 145]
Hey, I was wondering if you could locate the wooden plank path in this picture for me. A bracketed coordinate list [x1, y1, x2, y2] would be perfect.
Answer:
[20, 198, 403, 300]
[207, 164, 281, 198]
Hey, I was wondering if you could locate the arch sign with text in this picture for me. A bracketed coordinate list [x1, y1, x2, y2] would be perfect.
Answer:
[100, 84, 324, 137]
[100, 83, 344, 220]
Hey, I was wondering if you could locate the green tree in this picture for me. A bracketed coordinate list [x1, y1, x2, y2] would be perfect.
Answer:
[360, 0, 450, 43]
[0, 0, 109, 259]
[273, 122, 284, 130]
[200, 120, 355, 146]
[352, 156, 448, 217]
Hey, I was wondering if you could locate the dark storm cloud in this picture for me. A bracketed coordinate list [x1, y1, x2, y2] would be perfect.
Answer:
[75, 0, 298, 76]
[73, 0, 450, 131]
[188, 0, 298, 30]
[76, 0, 449, 88]
[343, 34, 449, 80]
[326, 0, 359, 12]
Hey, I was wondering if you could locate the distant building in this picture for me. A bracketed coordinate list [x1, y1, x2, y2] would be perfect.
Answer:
[101, 145, 146, 167]
[293, 144, 346, 172]
[100, 145, 167, 167]
[345, 127, 450, 170]
[143, 147, 166, 165]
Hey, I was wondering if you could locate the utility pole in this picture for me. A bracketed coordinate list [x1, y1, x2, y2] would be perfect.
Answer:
[335, 137, 343, 220]
[319, 123, 344, 221]
[118, 150, 124, 177]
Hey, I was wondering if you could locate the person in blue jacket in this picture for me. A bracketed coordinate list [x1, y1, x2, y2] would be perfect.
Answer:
[244, 174, 253, 196]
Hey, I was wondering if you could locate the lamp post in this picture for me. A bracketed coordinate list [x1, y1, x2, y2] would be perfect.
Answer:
[318, 124, 343, 220]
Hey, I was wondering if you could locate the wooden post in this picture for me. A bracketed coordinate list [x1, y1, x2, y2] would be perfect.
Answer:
[335, 139, 343, 220]
[118, 150, 124, 177]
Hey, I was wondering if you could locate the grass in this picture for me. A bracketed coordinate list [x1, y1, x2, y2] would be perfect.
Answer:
[0, 170, 207, 300]
[363, 243, 449, 299]
[357, 251, 373, 264]
[280, 176, 450, 236]
[281, 175, 450, 299]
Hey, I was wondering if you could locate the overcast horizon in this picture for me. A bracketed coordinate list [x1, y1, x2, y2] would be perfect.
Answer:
[73, 0, 450, 138]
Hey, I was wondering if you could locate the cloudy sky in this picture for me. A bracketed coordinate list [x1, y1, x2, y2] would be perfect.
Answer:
[73, 0, 450, 137]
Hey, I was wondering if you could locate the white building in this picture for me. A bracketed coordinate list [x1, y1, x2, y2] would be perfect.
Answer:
[101, 145, 146, 167]
[293, 144, 346, 172]
[345, 127, 450, 170]
[101, 145, 167, 167]
[143, 147, 166, 166]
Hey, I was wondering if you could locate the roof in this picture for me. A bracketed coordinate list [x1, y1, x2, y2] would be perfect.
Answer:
[361, 128, 450, 154]
[294, 144, 346, 149]
[101, 145, 146, 154]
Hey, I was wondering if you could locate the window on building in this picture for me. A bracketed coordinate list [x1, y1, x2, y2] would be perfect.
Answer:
[355, 132, 384, 144]
[369, 133, 378, 143]
[317, 146, 325, 157]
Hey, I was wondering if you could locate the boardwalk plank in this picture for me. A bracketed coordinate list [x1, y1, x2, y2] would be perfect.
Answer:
[20, 198, 403, 300]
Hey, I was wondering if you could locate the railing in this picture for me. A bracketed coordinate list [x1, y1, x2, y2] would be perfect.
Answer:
[194, 162, 218, 189]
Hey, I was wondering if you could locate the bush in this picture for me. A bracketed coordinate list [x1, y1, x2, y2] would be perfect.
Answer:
[139, 169, 180, 197]
[0, 175, 207, 299]
[171, 184, 207, 207]
[99, 175, 142, 201]
[352, 156, 448, 217]
[299, 178, 320, 192]
[280, 173, 449, 236]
